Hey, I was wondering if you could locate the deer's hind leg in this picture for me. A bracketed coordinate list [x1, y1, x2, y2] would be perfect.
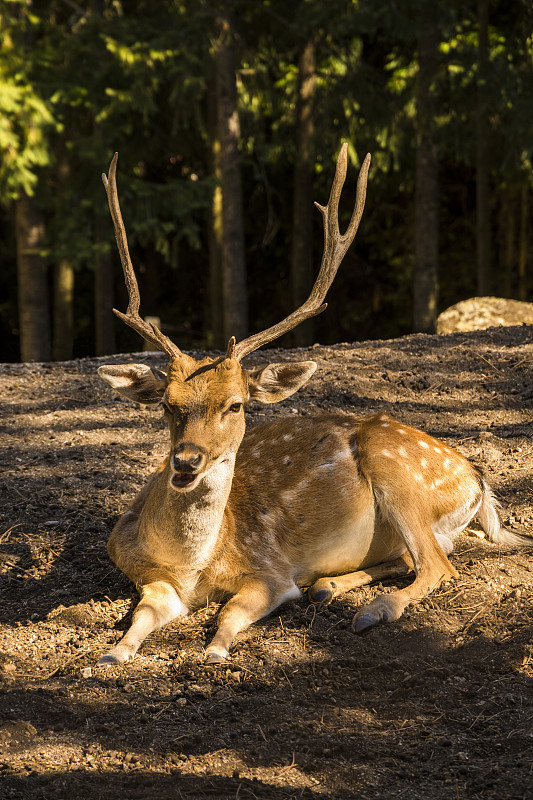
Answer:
[308, 555, 413, 606]
[352, 516, 458, 634]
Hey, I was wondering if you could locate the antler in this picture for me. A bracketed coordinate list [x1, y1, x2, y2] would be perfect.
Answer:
[104, 146, 369, 363]
[231, 143, 371, 361]
[102, 153, 183, 360]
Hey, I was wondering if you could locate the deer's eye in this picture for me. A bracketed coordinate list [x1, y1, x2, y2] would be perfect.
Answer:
[229, 402, 243, 414]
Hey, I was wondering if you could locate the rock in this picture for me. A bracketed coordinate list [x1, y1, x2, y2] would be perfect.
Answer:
[437, 297, 533, 334]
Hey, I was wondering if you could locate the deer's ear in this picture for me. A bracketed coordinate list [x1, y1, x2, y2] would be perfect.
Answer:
[245, 361, 317, 404]
[98, 364, 167, 404]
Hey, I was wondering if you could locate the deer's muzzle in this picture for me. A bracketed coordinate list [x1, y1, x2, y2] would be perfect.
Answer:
[169, 444, 208, 492]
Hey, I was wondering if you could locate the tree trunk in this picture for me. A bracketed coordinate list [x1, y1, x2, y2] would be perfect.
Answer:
[94, 220, 116, 356]
[214, 14, 248, 344]
[16, 193, 50, 362]
[476, 0, 491, 295]
[207, 82, 224, 350]
[518, 185, 528, 301]
[89, 0, 116, 356]
[413, 25, 439, 334]
[291, 40, 316, 346]
[52, 258, 74, 360]
[51, 154, 74, 361]
[501, 188, 515, 299]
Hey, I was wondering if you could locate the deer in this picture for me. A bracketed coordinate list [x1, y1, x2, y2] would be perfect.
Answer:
[96, 144, 531, 665]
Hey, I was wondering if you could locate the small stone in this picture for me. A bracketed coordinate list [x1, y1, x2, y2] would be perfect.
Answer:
[81, 667, 92, 679]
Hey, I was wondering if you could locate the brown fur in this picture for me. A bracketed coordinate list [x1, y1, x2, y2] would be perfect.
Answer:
[97, 356, 525, 665]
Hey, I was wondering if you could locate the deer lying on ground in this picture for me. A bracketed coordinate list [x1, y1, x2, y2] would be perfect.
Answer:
[97, 145, 530, 665]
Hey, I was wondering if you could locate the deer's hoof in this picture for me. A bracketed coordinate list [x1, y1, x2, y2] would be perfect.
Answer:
[205, 650, 226, 664]
[308, 579, 336, 605]
[98, 647, 134, 665]
[352, 613, 380, 634]
[98, 653, 121, 665]
[309, 588, 333, 605]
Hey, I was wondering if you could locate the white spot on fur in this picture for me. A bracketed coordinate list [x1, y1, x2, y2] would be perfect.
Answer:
[434, 446, 442, 454]
[281, 490, 297, 505]
[398, 446, 408, 458]
[443, 458, 451, 469]
[281, 480, 309, 505]
[381, 449, 393, 458]
[397, 428, 407, 435]
[413, 472, 424, 483]
[381, 423, 390, 428]
[420, 458, 428, 469]
[259, 510, 278, 528]
[418, 440, 429, 449]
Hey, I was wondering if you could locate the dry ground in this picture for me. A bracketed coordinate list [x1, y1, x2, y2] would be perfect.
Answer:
[1, 325, 533, 800]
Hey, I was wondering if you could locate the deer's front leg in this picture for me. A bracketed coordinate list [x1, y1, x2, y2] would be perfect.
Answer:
[205, 576, 301, 663]
[99, 581, 188, 665]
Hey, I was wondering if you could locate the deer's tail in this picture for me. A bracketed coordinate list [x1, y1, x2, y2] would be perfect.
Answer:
[478, 480, 532, 548]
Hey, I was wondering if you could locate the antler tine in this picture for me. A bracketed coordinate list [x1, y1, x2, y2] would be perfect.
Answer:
[232, 144, 371, 362]
[102, 153, 182, 360]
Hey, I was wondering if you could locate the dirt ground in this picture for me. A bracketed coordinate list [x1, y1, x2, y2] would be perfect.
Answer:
[1, 325, 533, 800]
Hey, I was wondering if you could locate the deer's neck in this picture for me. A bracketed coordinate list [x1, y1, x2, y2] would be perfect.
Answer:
[139, 454, 236, 567]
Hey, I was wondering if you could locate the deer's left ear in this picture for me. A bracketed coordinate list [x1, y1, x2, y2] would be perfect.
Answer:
[245, 361, 317, 404]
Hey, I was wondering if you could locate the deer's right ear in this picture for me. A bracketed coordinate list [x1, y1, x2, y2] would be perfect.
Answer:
[98, 364, 167, 404]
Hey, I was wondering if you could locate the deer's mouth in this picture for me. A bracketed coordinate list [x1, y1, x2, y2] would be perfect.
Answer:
[169, 472, 202, 492]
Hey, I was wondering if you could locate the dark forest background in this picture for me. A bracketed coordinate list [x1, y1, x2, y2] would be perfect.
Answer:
[1, 0, 532, 363]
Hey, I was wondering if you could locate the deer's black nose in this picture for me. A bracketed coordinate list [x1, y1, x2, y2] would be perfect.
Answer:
[171, 443, 208, 473]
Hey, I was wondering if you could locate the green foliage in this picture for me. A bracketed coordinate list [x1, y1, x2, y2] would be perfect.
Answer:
[0, 3, 56, 197]
[1, 0, 532, 360]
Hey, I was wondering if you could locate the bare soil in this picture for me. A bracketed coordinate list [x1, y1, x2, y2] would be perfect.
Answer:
[1, 325, 533, 800]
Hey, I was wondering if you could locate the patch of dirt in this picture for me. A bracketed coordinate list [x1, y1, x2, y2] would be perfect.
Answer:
[1, 325, 532, 800]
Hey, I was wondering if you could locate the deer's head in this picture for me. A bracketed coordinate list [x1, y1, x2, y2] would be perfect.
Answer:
[98, 146, 370, 492]
[99, 352, 316, 492]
